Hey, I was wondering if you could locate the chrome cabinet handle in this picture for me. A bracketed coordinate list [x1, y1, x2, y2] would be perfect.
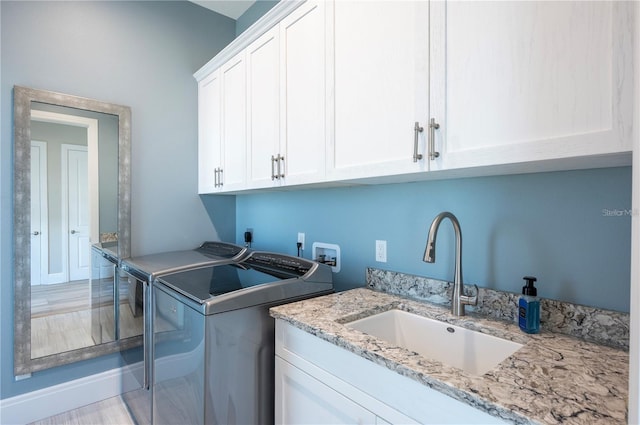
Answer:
[413, 122, 424, 162]
[272, 155, 285, 180]
[218, 168, 223, 187]
[271, 155, 277, 180]
[32, 231, 40, 236]
[278, 155, 285, 179]
[214, 167, 224, 188]
[429, 118, 440, 160]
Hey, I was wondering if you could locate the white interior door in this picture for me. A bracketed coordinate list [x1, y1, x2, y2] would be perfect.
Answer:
[30, 141, 48, 286]
[63, 144, 90, 281]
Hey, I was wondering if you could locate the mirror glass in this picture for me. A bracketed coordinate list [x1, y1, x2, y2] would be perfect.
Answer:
[14, 86, 134, 375]
[30, 102, 119, 358]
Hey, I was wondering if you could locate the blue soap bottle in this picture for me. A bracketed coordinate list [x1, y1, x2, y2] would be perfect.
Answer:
[518, 276, 540, 334]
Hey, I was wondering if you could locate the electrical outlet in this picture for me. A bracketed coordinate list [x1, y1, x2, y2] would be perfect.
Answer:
[375, 240, 387, 262]
[244, 228, 253, 247]
[297, 232, 305, 251]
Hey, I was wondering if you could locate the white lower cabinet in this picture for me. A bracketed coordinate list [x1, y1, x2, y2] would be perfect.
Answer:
[275, 320, 506, 425]
[275, 357, 379, 424]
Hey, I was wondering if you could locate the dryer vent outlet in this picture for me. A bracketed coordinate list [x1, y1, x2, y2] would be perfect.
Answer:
[312, 242, 341, 273]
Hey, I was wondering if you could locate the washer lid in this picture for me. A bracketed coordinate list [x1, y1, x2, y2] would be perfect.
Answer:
[120, 242, 247, 280]
[156, 262, 301, 304]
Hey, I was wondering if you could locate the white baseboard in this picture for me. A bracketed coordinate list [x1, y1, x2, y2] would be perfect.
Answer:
[0, 364, 142, 425]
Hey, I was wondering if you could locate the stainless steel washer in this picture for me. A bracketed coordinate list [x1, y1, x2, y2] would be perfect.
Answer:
[118, 241, 249, 425]
[152, 251, 333, 425]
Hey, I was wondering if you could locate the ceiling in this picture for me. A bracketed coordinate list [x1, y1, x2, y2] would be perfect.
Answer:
[189, 0, 256, 20]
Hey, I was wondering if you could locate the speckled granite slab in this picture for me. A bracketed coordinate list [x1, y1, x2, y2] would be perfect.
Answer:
[367, 268, 630, 350]
[270, 288, 628, 425]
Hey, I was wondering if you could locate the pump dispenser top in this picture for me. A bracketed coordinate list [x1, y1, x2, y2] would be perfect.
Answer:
[522, 276, 537, 296]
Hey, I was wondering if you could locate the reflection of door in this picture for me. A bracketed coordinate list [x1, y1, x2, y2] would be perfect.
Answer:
[63, 144, 90, 281]
[30, 141, 48, 286]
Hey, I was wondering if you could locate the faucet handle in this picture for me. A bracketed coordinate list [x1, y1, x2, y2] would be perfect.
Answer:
[460, 284, 479, 306]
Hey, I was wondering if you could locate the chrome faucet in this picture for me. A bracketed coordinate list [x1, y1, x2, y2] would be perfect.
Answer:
[423, 212, 478, 316]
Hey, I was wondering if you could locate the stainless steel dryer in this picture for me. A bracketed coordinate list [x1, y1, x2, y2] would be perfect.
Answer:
[118, 241, 249, 425]
[152, 251, 333, 425]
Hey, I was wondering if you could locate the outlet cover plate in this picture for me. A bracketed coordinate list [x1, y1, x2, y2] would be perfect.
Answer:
[375, 240, 387, 262]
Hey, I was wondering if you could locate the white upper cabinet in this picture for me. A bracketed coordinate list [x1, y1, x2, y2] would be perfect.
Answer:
[198, 70, 222, 193]
[328, 0, 429, 181]
[197, 52, 247, 193]
[279, 0, 327, 186]
[247, 27, 281, 188]
[246, 1, 327, 189]
[220, 52, 247, 191]
[429, 1, 634, 172]
[196, 0, 634, 194]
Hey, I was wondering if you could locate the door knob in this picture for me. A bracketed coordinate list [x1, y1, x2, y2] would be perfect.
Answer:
[32, 231, 40, 236]
[70, 230, 78, 234]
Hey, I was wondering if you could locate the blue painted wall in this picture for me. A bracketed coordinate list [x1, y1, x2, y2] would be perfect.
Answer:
[1, 1, 236, 399]
[236, 0, 279, 36]
[236, 167, 632, 313]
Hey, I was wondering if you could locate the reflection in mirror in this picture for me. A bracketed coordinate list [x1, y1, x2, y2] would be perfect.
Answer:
[14, 86, 135, 375]
[29, 103, 120, 358]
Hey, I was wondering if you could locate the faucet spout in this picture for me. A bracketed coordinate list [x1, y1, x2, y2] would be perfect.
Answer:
[423, 212, 477, 316]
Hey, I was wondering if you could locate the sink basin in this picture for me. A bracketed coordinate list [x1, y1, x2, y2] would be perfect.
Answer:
[345, 309, 523, 375]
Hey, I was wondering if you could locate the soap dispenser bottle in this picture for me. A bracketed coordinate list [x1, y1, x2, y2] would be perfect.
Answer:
[518, 276, 540, 334]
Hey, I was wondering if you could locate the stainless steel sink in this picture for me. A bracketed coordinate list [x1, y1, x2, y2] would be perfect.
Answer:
[346, 309, 523, 375]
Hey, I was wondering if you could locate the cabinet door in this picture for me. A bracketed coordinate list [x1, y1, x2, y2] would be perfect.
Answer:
[275, 356, 377, 425]
[279, 0, 327, 185]
[247, 27, 281, 189]
[197, 70, 222, 194]
[329, 0, 429, 180]
[220, 52, 247, 191]
[429, 1, 633, 171]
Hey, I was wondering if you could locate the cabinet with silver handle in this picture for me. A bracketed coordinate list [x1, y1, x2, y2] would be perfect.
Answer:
[428, 1, 632, 172]
[197, 0, 632, 194]
[197, 52, 246, 193]
[327, 1, 430, 181]
[246, 2, 326, 190]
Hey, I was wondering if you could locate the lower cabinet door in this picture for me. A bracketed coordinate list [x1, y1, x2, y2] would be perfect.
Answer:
[275, 356, 377, 425]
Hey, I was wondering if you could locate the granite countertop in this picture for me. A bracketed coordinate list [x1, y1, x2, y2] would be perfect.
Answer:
[270, 288, 628, 424]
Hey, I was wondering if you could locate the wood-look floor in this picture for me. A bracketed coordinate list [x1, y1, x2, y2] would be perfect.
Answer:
[31, 310, 94, 358]
[28, 396, 135, 425]
[31, 280, 92, 318]
[31, 304, 143, 359]
[30, 280, 142, 358]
